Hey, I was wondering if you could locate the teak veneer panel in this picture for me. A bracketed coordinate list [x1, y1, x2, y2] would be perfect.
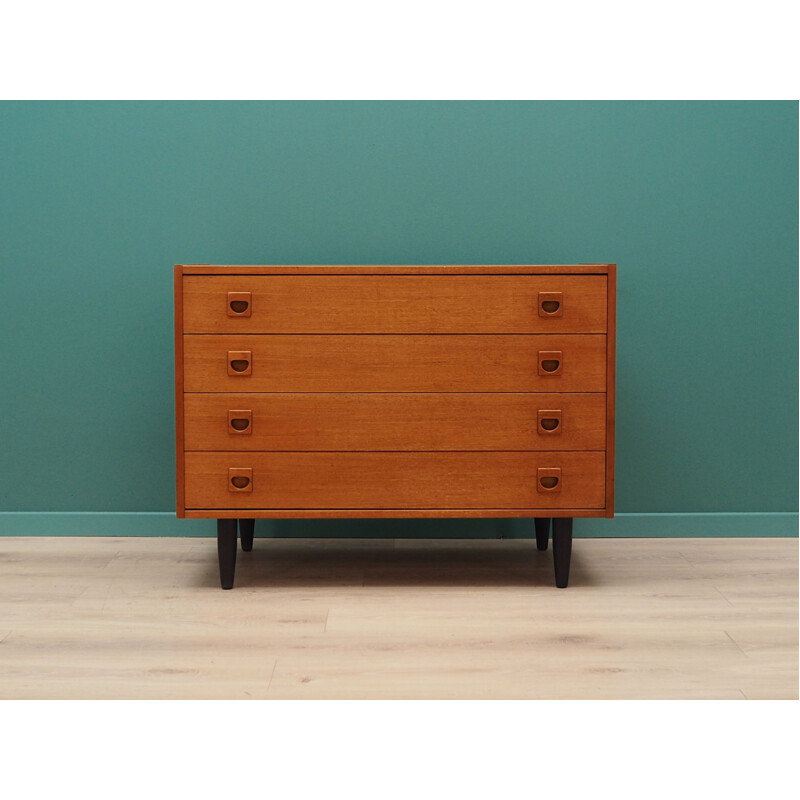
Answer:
[605, 263, 617, 516]
[183, 334, 607, 393]
[179, 264, 614, 275]
[182, 275, 607, 334]
[182, 508, 608, 519]
[174, 267, 186, 514]
[184, 451, 606, 510]
[183, 392, 606, 451]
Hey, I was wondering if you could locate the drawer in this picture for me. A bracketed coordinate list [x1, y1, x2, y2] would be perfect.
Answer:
[184, 393, 606, 451]
[184, 451, 606, 510]
[182, 334, 607, 392]
[182, 275, 607, 334]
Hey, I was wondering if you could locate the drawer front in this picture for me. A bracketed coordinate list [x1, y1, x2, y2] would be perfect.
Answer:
[184, 393, 606, 451]
[183, 334, 606, 392]
[184, 451, 606, 510]
[182, 275, 607, 334]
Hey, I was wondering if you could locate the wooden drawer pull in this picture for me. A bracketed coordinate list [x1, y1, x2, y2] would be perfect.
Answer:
[227, 351, 252, 375]
[537, 409, 562, 434]
[538, 350, 563, 376]
[538, 291, 563, 317]
[228, 410, 253, 434]
[537, 467, 562, 492]
[227, 291, 252, 316]
[228, 467, 253, 492]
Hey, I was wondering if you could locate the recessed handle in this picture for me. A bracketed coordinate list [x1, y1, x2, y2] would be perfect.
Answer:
[228, 410, 253, 435]
[537, 409, 562, 434]
[228, 467, 253, 492]
[538, 291, 563, 317]
[537, 467, 562, 493]
[538, 350, 563, 376]
[227, 291, 252, 317]
[227, 350, 252, 376]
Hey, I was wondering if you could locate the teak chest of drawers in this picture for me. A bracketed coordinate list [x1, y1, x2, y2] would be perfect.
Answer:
[174, 264, 616, 589]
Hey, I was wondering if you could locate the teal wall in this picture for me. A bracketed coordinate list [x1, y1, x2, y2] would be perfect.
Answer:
[0, 101, 797, 536]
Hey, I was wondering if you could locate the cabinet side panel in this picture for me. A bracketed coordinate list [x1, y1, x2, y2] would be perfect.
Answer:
[605, 266, 617, 516]
[174, 265, 186, 517]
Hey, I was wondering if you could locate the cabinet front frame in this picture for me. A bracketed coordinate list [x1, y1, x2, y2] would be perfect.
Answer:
[174, 264, 616, 519]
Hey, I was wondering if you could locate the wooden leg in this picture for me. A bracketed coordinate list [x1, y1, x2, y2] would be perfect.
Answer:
[239, 518, 255, 552]
[552, 517, 573, 589]
[534, 518, 550, 551]
[217, 519, 237, 589]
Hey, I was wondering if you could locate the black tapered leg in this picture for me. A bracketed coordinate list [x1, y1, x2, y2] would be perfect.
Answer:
[217, 519, 237, 589]
[552, 517, 573, 588]
[534, 517, 551, 551]
[239, 518, 255, 552]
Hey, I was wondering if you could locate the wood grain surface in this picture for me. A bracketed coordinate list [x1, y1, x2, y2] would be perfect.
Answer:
[183, 392, 607, 451]
[182, 508, 610, 519]
[174, 265, 617, 521]
[174, 266, 186, 517]
[1, 537, 795, 699]
[605, 264, 617, 515]
[179, 264, 614, 275]
[182, 334, 607, 392]
[184, 451, 606, 510]
[182, 275, 607, 333]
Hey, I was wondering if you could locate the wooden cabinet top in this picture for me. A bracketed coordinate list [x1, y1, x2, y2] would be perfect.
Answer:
[176, 264, 616, 275]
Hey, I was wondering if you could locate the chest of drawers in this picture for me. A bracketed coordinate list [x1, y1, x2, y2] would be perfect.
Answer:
[174, 264, 616, 589]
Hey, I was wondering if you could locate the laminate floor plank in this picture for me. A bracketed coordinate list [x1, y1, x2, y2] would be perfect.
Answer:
[0, 537, 796, 699]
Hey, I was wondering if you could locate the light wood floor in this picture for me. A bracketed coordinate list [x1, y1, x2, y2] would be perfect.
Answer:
[0, 536, 796, 699]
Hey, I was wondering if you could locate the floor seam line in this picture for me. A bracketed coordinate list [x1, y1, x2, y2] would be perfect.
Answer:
[712, 586, 736, 607]
[723, 630, 748, 656]
[266, 659, 278, 692]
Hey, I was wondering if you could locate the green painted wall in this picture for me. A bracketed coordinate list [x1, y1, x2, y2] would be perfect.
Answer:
[0, 101, 797, 535]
